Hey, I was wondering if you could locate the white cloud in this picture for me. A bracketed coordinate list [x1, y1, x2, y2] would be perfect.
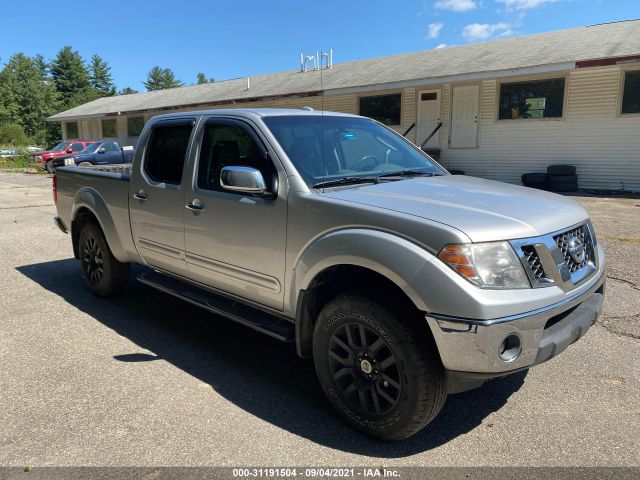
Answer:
[495, 0, 559, 10]
[434, 0, 478, 12]
[428, 22, 444, 39]
[462, 22, 513, 41]
[435, 43, 448, 49]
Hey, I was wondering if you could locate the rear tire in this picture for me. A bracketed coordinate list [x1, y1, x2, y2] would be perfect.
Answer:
[313, 294, 447, 440]
[78, 222, 130, 296]
[79, 162, 92, 167]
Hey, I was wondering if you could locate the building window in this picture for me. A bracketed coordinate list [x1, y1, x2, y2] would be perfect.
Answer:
[499, 78, 565, 120]
[102, 119, 117, 137]
[66, 122, 78, 139]
[127, 117, 145, 137]
[359, 93, 402, 125]
[144, 123, 193, 184]
[622, 70, 640, 114]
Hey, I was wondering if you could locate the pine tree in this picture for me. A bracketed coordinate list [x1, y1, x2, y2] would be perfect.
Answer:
[0, 53, 60, 145]
[118, 87, 139, 95]
[89, 54, 116, 96]
[197, 72, 214, 84]
[49, 46, 91, 105]
[143, 66, 183, 91]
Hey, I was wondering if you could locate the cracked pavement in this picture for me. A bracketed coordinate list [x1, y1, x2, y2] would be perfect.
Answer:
[0, 173, 638, 467]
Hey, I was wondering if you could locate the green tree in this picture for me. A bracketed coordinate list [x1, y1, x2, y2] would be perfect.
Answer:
[89, 54, 116, 96]
[197, 72, 214, 84]
[33, 54, 49, 81]
[143, 66, 183, 91]
[118, 87, 139, 95]
[50, 46, 91, 105]
[0, 123, 29, 146]
[0, 53, 60, 145]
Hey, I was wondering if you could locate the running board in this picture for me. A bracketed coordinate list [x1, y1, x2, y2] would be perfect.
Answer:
[137, 271, 294, 342]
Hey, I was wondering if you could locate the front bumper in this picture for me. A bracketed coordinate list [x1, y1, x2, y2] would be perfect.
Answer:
[427, 268, 605, 393]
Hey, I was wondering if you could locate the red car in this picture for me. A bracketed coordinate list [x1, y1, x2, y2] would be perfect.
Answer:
[35, 140, 100, 173]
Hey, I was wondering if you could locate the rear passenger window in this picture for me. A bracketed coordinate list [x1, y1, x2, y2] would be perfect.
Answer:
[197, 123, 271, 192]
[144, 123, 193, 185]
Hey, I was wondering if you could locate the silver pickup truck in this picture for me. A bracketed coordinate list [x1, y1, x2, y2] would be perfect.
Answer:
[53, 108, 605, 440]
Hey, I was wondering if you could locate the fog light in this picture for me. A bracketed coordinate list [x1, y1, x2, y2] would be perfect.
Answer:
[498, 334, 522, 362]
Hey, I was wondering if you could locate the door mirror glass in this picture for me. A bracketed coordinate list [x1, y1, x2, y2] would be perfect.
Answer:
[98, 147, 106, 154]
[220, 166, 266, 195]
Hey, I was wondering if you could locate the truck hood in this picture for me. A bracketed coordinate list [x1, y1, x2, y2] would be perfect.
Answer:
[321, 175, 589, 242]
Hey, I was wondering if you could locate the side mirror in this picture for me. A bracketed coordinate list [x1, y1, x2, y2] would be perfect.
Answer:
[66, 147, 73, 153]
[220, 166, 267, 196]
[98, 147, 106, 154]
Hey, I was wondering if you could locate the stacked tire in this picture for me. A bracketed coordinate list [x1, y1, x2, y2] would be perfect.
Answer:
[521, 172, 548, 190]
[547, 165, 578, 193]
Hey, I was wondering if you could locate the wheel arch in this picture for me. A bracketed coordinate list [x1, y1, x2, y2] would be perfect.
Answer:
[291, 229, 435, 357]
[70, 188, 128, 261]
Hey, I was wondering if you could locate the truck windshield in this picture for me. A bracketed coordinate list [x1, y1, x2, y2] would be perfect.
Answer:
[51, 142, 68, 151]
[262, 115, 445, 187]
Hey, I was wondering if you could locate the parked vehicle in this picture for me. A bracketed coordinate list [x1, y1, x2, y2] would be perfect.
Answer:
[52, 109, 605, 440]
[0, 148, 18, 158]
[51, 140, 135, 171]
[35, 140, 99, 173]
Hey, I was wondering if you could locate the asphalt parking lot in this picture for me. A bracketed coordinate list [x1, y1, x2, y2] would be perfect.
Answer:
[0, 172, 639, 467]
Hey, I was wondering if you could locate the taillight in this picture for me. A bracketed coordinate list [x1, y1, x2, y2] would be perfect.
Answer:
[53, 174, 58, 204]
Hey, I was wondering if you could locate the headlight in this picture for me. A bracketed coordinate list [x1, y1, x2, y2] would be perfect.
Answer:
[64, 157, 75, 165]
[437, 241, 530, 289]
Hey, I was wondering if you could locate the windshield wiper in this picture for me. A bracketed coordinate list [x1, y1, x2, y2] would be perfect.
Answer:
[312, 176, 380, 189]
[377, 169, 442, 179]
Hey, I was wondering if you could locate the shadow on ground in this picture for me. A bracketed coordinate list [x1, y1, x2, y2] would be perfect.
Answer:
[17, 258, 527, 457]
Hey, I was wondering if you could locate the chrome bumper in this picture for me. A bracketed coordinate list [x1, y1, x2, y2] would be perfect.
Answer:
[427, 268, 605, 387]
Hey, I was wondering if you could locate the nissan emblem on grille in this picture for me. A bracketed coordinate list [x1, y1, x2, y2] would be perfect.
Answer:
[568, 236, 586, 264]
[554, 225, 593, 274]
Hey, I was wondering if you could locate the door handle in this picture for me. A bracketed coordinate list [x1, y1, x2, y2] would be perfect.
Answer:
[186, 199, 205, 211]
[133, 190, 147, 201]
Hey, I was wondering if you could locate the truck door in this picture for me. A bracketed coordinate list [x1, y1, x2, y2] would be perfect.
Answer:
[99, 141, 120, 164]
[129, 118, 196, 275]
[184, 118, 287, 310]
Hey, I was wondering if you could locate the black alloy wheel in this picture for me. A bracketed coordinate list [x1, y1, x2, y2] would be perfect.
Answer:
[82, 232, 104, 285]
[328, 322, 401, 416]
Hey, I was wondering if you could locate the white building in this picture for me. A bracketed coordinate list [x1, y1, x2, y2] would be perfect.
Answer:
[48, 20, 640, 191]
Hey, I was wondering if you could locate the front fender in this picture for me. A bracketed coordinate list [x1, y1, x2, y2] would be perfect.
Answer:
[72, 187, 130, 262]
[291, 228, 436, 313]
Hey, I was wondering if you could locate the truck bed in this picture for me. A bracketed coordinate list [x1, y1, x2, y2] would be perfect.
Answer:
[55, 164, 139, 263]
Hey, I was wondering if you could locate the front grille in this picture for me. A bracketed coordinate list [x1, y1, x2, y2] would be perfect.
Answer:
[522, 245, 546, 280]
[554, 225, 592, 273]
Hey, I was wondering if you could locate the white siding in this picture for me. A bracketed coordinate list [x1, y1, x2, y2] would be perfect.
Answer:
[438, 66, 640, 192]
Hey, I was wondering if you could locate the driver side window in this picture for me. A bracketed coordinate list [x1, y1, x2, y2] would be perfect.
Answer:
[197, 123, 272, 193]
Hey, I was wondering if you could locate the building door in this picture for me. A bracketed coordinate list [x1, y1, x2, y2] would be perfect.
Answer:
[451, 85, 479, 148]
[416, 89, 442, 149]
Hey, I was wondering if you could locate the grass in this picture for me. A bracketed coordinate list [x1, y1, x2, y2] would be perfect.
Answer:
[0, 155, 46, 174]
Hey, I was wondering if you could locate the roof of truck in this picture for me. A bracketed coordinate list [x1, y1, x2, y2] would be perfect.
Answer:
[48, 19, 640, 121]
[149, 108, 361, 121]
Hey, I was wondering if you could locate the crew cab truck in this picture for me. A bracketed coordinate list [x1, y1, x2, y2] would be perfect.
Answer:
[53, 108, 605, 440]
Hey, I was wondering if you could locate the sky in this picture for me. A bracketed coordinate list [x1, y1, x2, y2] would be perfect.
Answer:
[0, 0, 638, 91]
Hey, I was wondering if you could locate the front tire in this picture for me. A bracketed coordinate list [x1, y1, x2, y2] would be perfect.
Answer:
[78, 222, 130, 296]
[313, 294, 447, 440]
